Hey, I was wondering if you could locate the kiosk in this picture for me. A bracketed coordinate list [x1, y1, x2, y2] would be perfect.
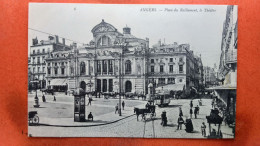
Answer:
[73, 88, 86, 122]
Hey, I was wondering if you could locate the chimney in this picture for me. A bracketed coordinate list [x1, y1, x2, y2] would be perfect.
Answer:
[62, 38, 65, 45]
[174, 42, 178, 45]
[123, 25, 131, 34]
[55, 35, 59, 44]
[32, 37, 38, 46]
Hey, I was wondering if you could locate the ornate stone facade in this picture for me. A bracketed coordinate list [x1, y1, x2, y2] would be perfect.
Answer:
[44, 20, 203, 95]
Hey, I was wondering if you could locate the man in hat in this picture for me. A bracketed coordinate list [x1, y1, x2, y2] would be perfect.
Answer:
[201, 122, 207, 137]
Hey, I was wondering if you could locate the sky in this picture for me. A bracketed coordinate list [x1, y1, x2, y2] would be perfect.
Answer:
[29, 3, 228, 68]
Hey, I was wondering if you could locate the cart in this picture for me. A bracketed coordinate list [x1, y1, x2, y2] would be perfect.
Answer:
[28, 111, 39, 126]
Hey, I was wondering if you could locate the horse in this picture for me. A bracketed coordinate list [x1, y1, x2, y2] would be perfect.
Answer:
[134, 107, 150, 121]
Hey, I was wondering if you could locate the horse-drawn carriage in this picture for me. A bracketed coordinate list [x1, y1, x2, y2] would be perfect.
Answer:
[134, 102, 156, 121]
[28, 111, 39, 126]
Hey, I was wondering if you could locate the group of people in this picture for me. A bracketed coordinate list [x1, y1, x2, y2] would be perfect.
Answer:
[41, 95, 56, 102]
[176, 99, 207, 137]
[189, 100, 200, 119]
[176, 107, 194, 133]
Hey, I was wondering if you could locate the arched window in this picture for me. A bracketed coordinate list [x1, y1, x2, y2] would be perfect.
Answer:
[97, 35, 111, 47]
[80, 62, 86, 75]
[125, 60, 131, 74]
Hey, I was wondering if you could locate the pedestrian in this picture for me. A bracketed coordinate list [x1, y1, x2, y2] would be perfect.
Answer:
[199, 98, 202, 106]
[145, 102, 150, 109]
[177, 116, 184, 130]
[88, 112, 93, 121]
[201, 122, 207, 137]
[42, 94, 46, 102]
[190, 100, 193, 108]
[122, 101, 125, 110]
[194, 106, 198, 119]
[115, 104, 119, 114]
[179, 107, 183, 117]
[53, 96, 56, 102]
[190, 108, 193, 118]
[196, 105, 200, 114]
[184, 118, 194, 133]
[87, 97, 92, 106]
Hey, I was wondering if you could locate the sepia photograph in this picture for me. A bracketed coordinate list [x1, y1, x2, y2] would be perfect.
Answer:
[28, 3, 237, 138]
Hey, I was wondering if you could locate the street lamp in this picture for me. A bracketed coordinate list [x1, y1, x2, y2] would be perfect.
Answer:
[33, 77, 40, 108]
[118, 41, 128, 116]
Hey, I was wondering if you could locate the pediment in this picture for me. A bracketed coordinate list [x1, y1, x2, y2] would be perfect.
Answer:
[91, 20, 117, 33]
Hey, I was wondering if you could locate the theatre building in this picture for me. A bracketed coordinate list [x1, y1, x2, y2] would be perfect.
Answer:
[45, 20, 202, 96]
[46, 19, 149, 94]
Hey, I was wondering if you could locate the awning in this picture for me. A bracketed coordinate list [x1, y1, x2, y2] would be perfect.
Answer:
[206, 85, 236, 90]
[50, 79, 67, 86]
[155, 84, 185, 91]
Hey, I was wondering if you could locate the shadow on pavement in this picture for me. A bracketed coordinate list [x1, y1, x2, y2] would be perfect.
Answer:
[166, 123, 177, 127]
[163, 105, 182, 108]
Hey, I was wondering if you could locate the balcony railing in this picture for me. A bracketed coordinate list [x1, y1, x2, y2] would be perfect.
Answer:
[225, 50, 237, 63]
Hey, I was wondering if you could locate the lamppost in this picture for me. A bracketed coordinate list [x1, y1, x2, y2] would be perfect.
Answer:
[118, 52, 122, 116]
[118, 40, 128, 116]
[33, 77, 40, 108]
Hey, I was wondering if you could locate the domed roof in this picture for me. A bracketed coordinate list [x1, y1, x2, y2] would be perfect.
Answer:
[91, 19, 117, 33]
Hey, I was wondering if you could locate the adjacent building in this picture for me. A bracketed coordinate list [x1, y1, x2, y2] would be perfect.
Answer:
[213, 5, 237, 123]
[28, 35, 72, 89]
[149, 41, 203, 95]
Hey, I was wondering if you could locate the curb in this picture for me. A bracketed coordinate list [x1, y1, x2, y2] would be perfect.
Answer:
[33, 114, 135, 127]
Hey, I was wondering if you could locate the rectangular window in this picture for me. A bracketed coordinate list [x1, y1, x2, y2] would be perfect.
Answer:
[43, 49, 45, 53]
[38, 67, 40, 73]
[151, 59, 154, 63]
[55, 68, 58, 75]
[160, 65, 164, 73]
[179, 57, 183, 62]
[158, 78, 165, 84]
[33, 50, 35, 54]
[103, 60, 107, 73]
[61, 68, 65, 75]
[169, 65, 173, 73]
[32, 57, 35, 63]
[170, 58, 173, 62]
[48, 68, 51, 75]
[97, 61, 101, 73]
[42, 56, 45, 63]
[109, 60, 113, 73]
[43, 67, 45, 73]
[168, 78, 175, 84]
[37, 57, 40, 64]
[109, 79, 113, 92]
[179, 65, 183, 73]
[33, 68, 35, 73]
[37, 49, 40, 54]
[151, 66, 154, 73]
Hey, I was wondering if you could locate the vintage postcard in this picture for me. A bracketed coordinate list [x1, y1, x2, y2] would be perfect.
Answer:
[28, 3, 237, 138]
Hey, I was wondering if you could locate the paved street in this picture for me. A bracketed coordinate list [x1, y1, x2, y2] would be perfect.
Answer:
[28, 91, 234, 138]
